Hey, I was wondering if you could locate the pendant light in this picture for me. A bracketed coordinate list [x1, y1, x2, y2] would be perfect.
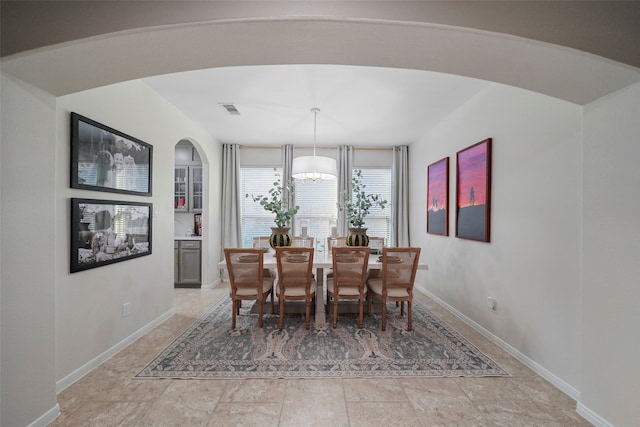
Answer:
[292, 108, 337, 181]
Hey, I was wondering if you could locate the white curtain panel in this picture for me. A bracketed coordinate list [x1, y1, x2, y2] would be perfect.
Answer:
[337, 145, 353, 236]
[221, 144, 242, 252]
[392, 146, 410, 246]
[282, 144, 295, 233]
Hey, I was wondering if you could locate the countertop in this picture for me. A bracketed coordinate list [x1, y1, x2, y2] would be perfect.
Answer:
[175, 235, 202, 240]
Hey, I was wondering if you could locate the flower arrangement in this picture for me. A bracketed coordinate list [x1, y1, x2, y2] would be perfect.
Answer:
[247, 170, 299, 228]
[338, 169, 388, 228]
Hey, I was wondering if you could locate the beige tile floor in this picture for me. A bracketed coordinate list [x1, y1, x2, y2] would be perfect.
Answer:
[51, 283, 590, 426]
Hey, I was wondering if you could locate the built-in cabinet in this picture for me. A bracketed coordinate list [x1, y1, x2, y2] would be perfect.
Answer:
[174, 141, 203, 288]
[174, 166, 202, 212]
[174, 240, 201, 287]
[174, 142, 202, 212]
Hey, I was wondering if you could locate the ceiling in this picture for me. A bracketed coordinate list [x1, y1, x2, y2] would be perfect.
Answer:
[2, 2, 639, 148]
[144, 64, 489, 147]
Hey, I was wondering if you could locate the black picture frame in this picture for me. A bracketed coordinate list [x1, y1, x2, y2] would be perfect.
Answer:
[71, 198, 152, 273]
[456, 138, 492, 242]
[427, 157, 449, 236]
[71, 112, 152, 196]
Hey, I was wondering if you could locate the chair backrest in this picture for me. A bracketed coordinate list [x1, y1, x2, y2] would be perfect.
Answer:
[331, 247, 370, 292]
[252, 236, 271, 249]
[291, 236, 315, 247]
[275, 247, 315, 289]
[327, 236, 347, 251]
[381, 247, 421, 293]
[224, 248, 265, 292]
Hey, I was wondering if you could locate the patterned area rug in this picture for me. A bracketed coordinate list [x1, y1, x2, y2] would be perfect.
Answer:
[136, 298, 509, 379]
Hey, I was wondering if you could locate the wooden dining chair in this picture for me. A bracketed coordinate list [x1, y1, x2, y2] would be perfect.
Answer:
[275, 247, 316, 330]
[367, 247, 421, 331]
[224, 248, 275, 329]
[251, 235, 276, 278]
[327, 247, 370, 329]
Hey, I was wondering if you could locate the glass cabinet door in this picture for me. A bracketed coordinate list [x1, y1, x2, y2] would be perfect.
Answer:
[190, 167, 203, 212]
[174, 167, 188, 211]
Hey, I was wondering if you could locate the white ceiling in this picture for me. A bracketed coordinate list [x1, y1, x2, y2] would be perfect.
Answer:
[5, 5, 639, 146]
[144, 64, 489, 147]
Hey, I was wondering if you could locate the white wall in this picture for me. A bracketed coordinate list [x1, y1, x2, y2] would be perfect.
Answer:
[581, 82, 640, 426]
[409, 84, 583, 393]
[56, 80, 220, 382]
[1, 73, 59, 427]
[3, 71, 639, 427]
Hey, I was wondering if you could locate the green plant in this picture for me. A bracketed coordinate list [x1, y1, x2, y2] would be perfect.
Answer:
[338, 169, 388, 228]
[246, 170, 299, 228]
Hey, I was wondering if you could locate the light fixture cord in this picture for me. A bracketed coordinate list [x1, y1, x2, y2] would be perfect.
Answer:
[313, 109, 317, 156]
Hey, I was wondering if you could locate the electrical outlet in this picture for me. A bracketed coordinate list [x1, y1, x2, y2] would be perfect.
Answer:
[487, 297, 497, 311]
[122, 302, 130, 317]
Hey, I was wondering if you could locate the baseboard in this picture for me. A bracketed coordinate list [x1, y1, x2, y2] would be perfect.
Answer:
[202, 277, 221, 290]
[56, 307, 176, 393]
[27, 403, 59, 427]
[576, 402, 613, 427]
[417, 285, 581, 400]
[416, 288, 619, 426]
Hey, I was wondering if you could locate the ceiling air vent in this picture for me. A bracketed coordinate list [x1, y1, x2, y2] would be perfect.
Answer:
[220, 103, 240, 115]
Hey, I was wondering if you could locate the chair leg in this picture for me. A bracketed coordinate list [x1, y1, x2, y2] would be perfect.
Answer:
[333, 298, 338, 329]
[358, 297, 364, 329]
[407, 300, 412, 331]
[258, 297, 264, 328]
[305, 301, 311, 330]
[400, 301, 405, 317]
[270, 291, 275, 314]
[326, 290, 330, 314]
[232, 299, 237, 330]
[278, 297, 285, 330]
[381, 298, 387, 331]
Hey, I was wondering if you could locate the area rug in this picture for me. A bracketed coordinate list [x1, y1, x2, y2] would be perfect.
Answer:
[136, 298, 509, 379]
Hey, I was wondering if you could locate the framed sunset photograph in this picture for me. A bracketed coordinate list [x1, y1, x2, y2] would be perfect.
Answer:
[427, 157, 449, 235]
[456, 138, 492, 242]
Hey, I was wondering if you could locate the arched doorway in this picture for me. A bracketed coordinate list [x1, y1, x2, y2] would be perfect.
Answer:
[173, 138, 209, 288]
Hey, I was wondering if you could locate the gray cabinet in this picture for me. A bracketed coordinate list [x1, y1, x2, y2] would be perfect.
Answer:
[174, 166, 189, 211]
[175, 240, 201, 287]
[174, 166, 202, 212]
[189, 166, 203, 212]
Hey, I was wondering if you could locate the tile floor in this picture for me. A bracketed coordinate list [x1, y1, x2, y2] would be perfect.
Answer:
[50, 283, 590, 426]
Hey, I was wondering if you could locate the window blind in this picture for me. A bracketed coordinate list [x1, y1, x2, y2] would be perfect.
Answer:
[240, 167, 283, 247]
[353, 168, 392, 245]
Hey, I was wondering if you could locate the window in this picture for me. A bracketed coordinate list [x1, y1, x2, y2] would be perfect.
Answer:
[352, 168, 392, 245]
[240, 167, 283, 248]
[240, 165, 392, 249]
[293, 178, 337, 249]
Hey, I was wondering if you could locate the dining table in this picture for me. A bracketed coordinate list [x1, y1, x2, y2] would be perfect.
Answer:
[217, 248, 428, 325]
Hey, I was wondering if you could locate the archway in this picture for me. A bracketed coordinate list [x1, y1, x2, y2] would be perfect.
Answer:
[173, 138, 210, 289]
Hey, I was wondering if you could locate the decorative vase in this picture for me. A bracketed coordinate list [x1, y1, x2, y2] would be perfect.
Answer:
[269, 227, 292, 248]
[346, 227, 369, 246]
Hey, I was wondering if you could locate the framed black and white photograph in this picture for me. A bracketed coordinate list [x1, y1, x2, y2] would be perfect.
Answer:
[71, 112, 152, 196]
[71, 198, 152, 273]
